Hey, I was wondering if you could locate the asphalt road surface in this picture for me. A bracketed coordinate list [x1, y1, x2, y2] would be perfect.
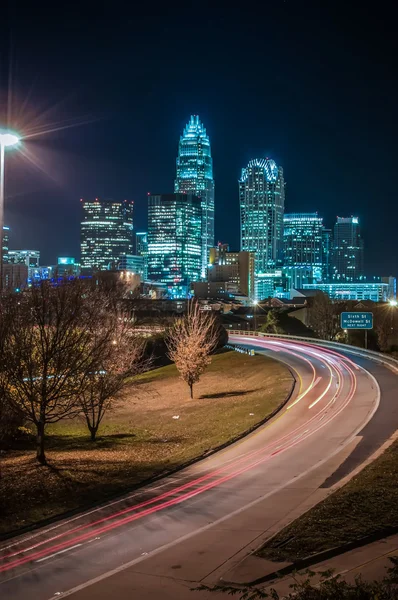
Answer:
[1, 336, 396, 600]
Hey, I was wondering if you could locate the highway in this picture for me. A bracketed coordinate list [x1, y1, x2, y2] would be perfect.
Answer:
[0, 335, 397, 600]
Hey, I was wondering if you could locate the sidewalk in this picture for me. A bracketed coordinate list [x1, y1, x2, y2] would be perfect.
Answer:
[223, 533, 398, 597]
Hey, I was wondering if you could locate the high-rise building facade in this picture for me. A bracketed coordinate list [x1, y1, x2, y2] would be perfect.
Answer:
[118, 254, 145, 277]
[135, 231, 148, 279]
[331, 216, 364, 282]
[80, 198, 134, 270]
[283, 213, 323, 288]
[239, 158, 285, 298]
[322, 228, 332, 282]
[2, 225, 9, 263]
[174, 115, 214, 278]
[147, 193, 202, 297]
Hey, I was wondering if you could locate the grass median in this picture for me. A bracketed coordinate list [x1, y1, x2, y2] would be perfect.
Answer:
[258, 437, 398, 563]
[0, 351, 292, 536]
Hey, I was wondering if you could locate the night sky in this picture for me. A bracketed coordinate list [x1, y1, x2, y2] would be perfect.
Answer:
[1, 1, 397, 276]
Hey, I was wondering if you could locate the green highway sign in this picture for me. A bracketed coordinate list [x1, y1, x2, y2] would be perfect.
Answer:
[341, 312, 373, 330]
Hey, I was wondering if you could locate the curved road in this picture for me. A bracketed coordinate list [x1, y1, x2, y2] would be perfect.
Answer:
[0, 336, 396, 600]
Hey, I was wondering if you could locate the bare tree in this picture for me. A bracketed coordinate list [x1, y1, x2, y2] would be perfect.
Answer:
[78, 323, 149, 441]
[0, 280, 116, 464]
[309, 292, 342, 341]
[373, 304, 397, 352]
[166, 302, 219, 399]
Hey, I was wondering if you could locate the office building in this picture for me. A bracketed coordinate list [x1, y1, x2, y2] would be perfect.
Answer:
[2, 264, 28, 291]
[193, 244, 255, 299]
[8, 249, 40, 268]
[174, 115, 215, 278]
[256, 270, 290, 301]
[381, 276, 397, 300]
[57, 257, 80, 277]
[147, 193, 202, 297]
[301, 282, 392, 302]
[118, 254, 145, 277]
[80, 198, 134, 271]
[239, 158, 285, 298]
[331, 217, 364, 281]
[2, 226, 9, 263]
[322, 228, 332, 282]
[283, 213, 323, 288]
[135, 232, 148, 279]
[28, 266, 55, 283]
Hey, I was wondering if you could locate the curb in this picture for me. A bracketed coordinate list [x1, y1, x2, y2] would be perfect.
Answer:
[0, 355, 296, 543]
[245, 429, 398, 586]
[248, 526, 398, 586]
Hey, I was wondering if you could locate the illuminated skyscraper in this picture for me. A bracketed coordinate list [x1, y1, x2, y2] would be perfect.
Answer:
[239, 158, 285, 296]
[174, 115, 214, 277]
[80, 198, 134, 270]
[147, 193, 202, 297]
[331, 216, 364, 281]
[283, 213, 323, 288]
[135, 231, 148, 279]
[322, 227, 332, 282]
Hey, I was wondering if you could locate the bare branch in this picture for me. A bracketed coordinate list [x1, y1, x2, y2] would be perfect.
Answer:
[166, 301, 220, 398]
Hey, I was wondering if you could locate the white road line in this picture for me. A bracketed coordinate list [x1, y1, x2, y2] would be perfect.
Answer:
[35, 544, 82, 563]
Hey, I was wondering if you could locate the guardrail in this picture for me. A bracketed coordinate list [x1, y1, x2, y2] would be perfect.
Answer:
[225, 343, 255, 356]
[228, 330, 398, 372]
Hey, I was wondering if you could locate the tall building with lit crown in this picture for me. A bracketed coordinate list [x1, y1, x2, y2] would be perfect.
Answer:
[174, 115, 214, 278]
[239, 158, 285, 297]
[80, 198, 134, 270]
[283, 213, 323, 288]
[147, 193, 202, 297]
[331, 216, 364, 282]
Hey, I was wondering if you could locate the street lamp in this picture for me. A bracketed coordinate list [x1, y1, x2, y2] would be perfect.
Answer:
[389, 299, 397, 307]
[253, 300, 258, 331]
[0, 130, 20, 291]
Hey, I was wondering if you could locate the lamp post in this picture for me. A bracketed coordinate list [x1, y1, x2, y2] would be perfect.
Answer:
[0, 130, 20, 291]
[253, 299, 258, 331]
[389, 299, 397, 337]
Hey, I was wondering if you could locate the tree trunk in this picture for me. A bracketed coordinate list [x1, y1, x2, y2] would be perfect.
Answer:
[36, 421, 46, 464]
[190, 383, 193, 399]
[89, 425, 98, 442]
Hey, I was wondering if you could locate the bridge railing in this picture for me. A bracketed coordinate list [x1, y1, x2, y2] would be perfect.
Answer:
[227, 330, 398, 372]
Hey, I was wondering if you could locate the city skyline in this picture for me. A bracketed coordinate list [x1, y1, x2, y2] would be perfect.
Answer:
[1, 4, 396, 278]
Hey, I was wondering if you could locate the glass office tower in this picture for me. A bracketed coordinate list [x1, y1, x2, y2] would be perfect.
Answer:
[147, 193, 202, 297]
[239, 158, 285, 298]
[283, 213, 323, 288]
[135, 231, 148, 279]
[174, 115, 214, 278]
[80, 198, 134, 270]
[331, 216, 364, 281]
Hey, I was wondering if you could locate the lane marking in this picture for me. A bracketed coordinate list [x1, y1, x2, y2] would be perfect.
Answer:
[35, 544, 82, 563]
